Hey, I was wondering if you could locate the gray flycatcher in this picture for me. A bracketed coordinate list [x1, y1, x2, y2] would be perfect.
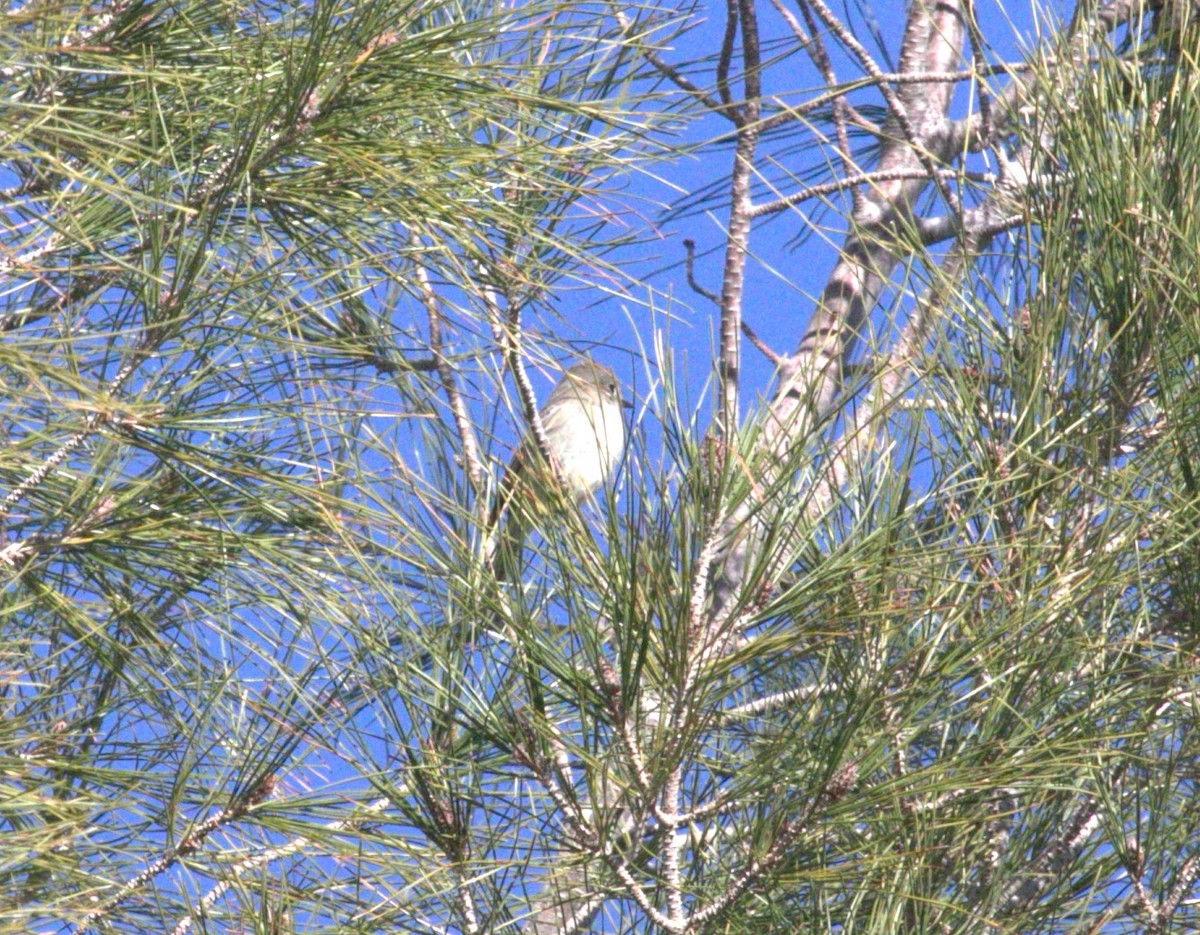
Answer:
[488, 360, 630, 580]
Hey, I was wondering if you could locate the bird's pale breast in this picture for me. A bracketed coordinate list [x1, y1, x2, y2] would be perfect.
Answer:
[542, 395, 625, 499]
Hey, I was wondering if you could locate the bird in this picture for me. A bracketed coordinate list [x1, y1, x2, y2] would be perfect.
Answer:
[488, 360, 630, 581]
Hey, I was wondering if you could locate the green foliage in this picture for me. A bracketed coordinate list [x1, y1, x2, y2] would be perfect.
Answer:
[0, 0, 675, 930]
[2, 1, 1199, 933]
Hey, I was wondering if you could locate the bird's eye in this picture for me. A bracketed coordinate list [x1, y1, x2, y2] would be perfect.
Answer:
[608, 382, 617, 396]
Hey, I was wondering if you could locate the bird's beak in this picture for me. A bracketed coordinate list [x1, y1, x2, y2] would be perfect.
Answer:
[622, 399, 634, 410]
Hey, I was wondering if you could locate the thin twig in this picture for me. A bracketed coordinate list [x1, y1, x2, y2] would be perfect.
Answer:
[682, 238, 719, 304]
[170, 796, 388, 935]
[411, 235, 485, 495]
[1, 355, 142, 524]
[883, 62, 1034, 84]
[740, 320, 782, 366]
[479, 277, 562, 487]
[80, 777, 278, 933]
[724, 683, 827, 717]
[751, 166, 994, 219]
[963, 0, 994, 147]
[716, 0, 739, 114]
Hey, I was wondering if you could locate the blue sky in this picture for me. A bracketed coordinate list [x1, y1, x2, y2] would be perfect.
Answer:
[517, 0, 1055, 431]
[6, 1, 1122, 929]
